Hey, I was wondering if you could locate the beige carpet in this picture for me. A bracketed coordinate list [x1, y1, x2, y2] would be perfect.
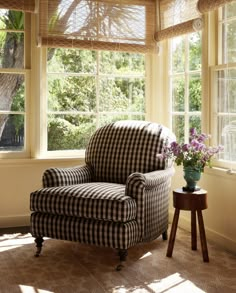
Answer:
[0, 228, 235, 293]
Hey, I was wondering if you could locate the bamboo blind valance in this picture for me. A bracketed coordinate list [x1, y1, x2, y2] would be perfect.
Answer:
[155, 0, 202, 41]
[155, 18, 203, 42]
[38, 0, 157, 53]
[0, 0, 36, 13]
[197, 0, 235, 13]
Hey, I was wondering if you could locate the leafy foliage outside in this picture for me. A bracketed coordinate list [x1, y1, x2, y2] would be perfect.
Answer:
[47, 48, 145, 151]
[171, 32, 202, 143]
[0, 10, 25, 150]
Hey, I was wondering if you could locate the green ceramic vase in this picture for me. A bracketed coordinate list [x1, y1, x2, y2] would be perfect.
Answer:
[183, 166, 201, 192]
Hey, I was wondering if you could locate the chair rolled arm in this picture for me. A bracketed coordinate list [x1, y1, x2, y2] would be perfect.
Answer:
[125, 172, 146, 199]
[42, 165, 94, 187]
[143, 167, 175, 189]
[126, 167, 175, 198]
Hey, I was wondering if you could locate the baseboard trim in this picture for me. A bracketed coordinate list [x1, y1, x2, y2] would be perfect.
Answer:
[0, 226, 30, 235]
[0, 215, 30, 228]
[169, 210, 236, 255]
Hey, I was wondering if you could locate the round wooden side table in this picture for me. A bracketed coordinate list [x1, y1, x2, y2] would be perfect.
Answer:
[166, 188, 209, 262]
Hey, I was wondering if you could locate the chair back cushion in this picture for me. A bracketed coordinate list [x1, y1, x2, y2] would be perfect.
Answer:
[85, 120, 174, 184]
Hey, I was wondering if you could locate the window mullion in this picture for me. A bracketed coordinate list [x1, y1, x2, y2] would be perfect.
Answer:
[185, 35, 190, 141]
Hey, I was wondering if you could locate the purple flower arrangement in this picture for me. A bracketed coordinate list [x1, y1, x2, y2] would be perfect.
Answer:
[159, 128, 224, 172]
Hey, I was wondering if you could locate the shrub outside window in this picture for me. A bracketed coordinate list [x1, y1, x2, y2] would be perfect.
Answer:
[46, 49, 146, 152]
[169, 32, 202, 144]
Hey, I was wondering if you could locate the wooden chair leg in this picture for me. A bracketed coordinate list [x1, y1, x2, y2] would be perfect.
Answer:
[162, 230, 168, 240]
[34, 236, 44, 257]
[116, 249, 128, 271]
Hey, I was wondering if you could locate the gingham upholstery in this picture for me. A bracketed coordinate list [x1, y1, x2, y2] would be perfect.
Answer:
[85, 120, 171, 184]
[31, 183, 136, 222]
[42, 165, 93, 187]
[30, 120, 175, 251]
[30, 213, 140, 249]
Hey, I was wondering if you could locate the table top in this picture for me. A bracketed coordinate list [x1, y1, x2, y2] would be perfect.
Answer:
[173, 188, 208, 210]
[174, 188, 207, 195]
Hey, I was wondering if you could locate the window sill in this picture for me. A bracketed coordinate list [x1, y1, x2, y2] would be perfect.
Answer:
[0, 156, 85, 167]
[204, 166, 236, 179]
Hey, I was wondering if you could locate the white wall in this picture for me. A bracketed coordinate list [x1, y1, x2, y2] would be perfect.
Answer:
[0, 159, 84, 227]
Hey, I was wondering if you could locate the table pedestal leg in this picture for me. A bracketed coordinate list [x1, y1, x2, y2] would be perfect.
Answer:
[166, 209, 180, 257]
[197, 210, 209, 262]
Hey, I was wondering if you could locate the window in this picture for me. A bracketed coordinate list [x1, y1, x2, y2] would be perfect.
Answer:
[44, 49, 145, 153]
[169, 32, 202, 143]
[0, 9, 29, 158]
[37, 0, 151, 157]
[211, 2, 236, 169]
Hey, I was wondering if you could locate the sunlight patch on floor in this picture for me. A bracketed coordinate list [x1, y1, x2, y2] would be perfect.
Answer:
[0, 233, 34, 252]
[147, 273, 206, 293]
[113, 273, 206, 293]
[139, 251, 152, 259]
[19, 285, 54, 293]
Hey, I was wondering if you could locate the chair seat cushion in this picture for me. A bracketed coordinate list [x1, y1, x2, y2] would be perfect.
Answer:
[30, 182, 136, 222]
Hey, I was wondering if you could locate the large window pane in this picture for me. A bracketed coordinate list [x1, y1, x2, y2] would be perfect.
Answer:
[0, 9, 26, 156]
[47, 114, 96, 151]
[216, 3, 236, 166]
[224, 2, 236, 18]
[47, 49, 96, 73]
[214, 67, 236, 164]
[172, 115, 184, 143]
[222, 21, 236, 63]
[217, 69, 236, 113]
[47, 49, 145, 152]
[189, 116, 201, 133]
[189, 74, 201, 111]
[218, 116, 236, 161]
[170, 33, 202, 143]
[189, 33, 201, 71]
[100, 52, 145, 74]
[48, 76, 96, 111]
[0, 74, 25, 152]
[0, 10, 24, 30]
[171, 37, 185, 73]
[99, 78, 145, 112]
[0, 75, 25, 111]
[0, 114, 24, 151]
[0, 10, 24, 69]
[172, 76, 185, 112]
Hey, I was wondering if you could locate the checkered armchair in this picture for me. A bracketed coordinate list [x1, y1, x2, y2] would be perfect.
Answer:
[30, 121, 175, 264]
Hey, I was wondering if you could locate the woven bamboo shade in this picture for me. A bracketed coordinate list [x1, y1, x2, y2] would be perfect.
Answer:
[0, 0, 36, 13]
[38, 0, 156, 53]
[155, 18, 203, 42]
[156, 0, 202, 41]
[159, 0, 200, 30]
[197, 0, 235, 13]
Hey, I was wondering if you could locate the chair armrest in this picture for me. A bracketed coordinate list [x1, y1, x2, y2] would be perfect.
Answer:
[125, 167, 175, 198]
[126, 167, 175, 242]
[42, 165, 93, 187]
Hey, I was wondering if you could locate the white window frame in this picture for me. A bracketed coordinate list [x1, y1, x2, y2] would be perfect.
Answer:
[210, 5, 236, 171]
[38, 48, 148, 159]
[168, 34, 202, 143]
[0, 12, 31, 159]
